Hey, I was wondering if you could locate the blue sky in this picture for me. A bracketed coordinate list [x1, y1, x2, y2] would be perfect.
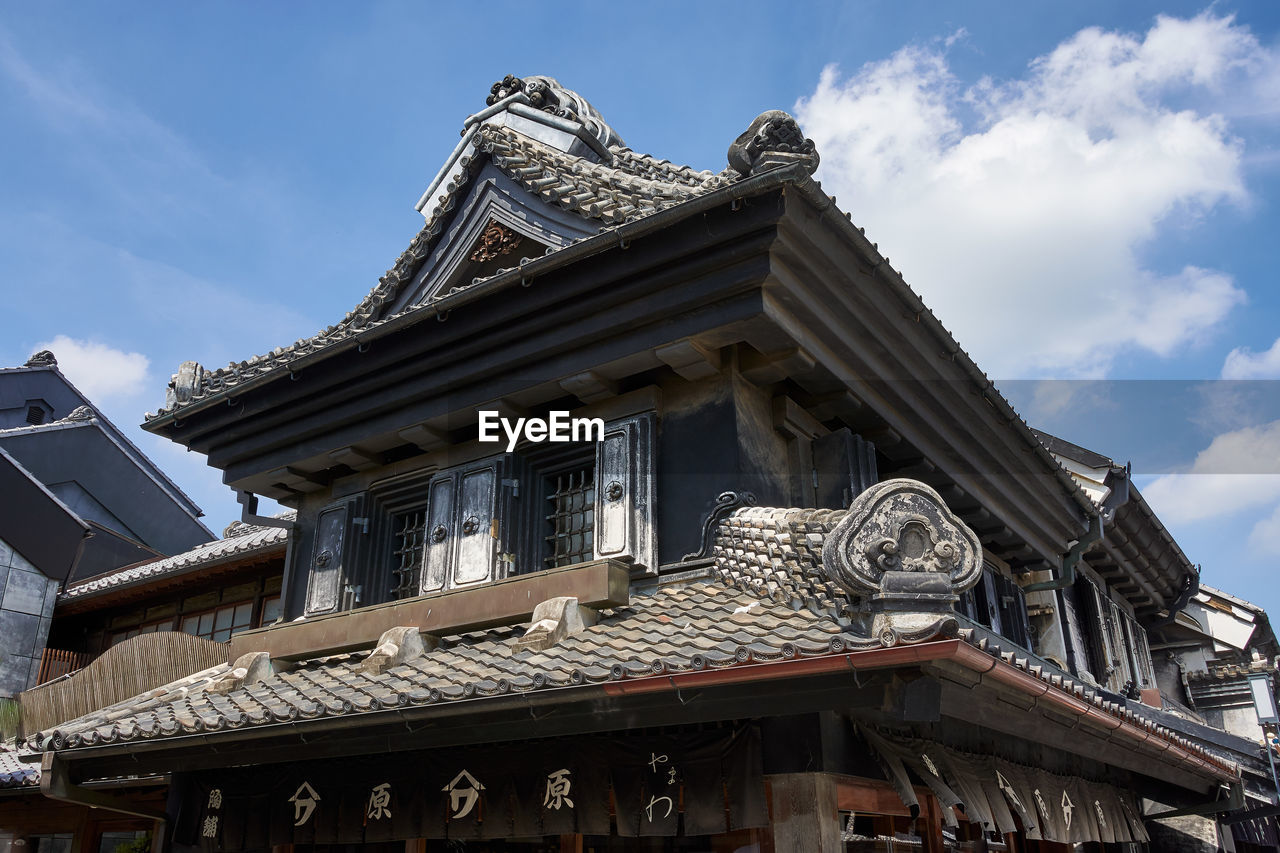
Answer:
[2, 3, 1278, 616]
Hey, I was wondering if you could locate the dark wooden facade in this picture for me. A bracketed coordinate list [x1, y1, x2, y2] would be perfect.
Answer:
[9, 76, 1264, 853]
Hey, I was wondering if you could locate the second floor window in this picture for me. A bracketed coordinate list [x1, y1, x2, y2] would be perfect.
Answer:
[543, 464, 595, 568]
[303, 413, 656, 616]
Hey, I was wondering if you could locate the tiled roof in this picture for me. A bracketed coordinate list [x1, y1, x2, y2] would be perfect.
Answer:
[145, 125, 739, 423]
[0, 744, 39, 788]
[61, 514, 292, 602]
[28, 581, 844, 752]
[26, 508, 1234, 777]
[25, 576, 1233, 776]
[0, 405, 98, 436]
[714, 505, 859, 626]
[1186, 659, 1274, 683]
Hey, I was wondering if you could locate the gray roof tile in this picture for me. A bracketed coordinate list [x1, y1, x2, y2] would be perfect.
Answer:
[0, 745, 39, 789]
[61, 513, 292, 602]
[25, 505, 1233, 779]
[145, 124, 740, 424]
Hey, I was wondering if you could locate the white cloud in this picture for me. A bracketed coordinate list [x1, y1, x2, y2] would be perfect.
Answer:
[795, 12, 1269, 378]
[1248, 503, 1280, 557]
[32, 334, 150, 404]
[1223, 337, 1280, 379]
[1141, 419, 1280, 525]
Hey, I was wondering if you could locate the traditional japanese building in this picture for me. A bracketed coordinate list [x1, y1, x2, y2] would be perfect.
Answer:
[10, 76, 1278, 852]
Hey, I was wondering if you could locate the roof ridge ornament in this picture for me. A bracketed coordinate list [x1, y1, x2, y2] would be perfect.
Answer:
[486, 74, 626, 151]
[24, 350, 57, 367]
[822, 478, 983, 647]
[727, 110, 820, 177]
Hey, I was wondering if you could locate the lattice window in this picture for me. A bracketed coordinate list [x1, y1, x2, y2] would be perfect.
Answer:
[390, 509, 427, 599]
[26, 405, 45, 425]
[544, 467, 595, 568]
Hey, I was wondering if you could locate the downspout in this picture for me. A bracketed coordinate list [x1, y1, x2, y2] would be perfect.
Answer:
[235, 489, 294, 530]
[1022, 512, 1103, 593]
[1023, 463, 1130, 594]
[235, 490, 297, 626]
[1152, 567, 1201, 627]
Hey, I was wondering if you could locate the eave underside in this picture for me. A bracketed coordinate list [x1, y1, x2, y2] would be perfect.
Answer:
[148, 181, 1091, 572]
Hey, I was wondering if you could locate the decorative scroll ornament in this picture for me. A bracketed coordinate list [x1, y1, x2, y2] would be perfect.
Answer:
[822, 478, 982, 647]
[469, 219, 523, 263]
[727, 110, 820, 177]
[683, 490, 758, 562]
[486, 74, 626, 150]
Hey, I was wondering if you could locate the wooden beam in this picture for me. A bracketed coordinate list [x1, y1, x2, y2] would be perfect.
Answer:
[768, 773, 840, 852]
[328, 446, 380, 471]
[397, 424, 446, 452]
[741, 346, 816, 385]
[654, 339, 722, 380]
[229, 560, 631, 661]
[559, 370, 618, 403]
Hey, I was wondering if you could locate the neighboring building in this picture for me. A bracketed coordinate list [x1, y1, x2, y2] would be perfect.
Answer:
[0, 353, 214, 705]
[1151, 584, 1280, 739]
[0, 353, 213, 573]
[8, 76, 1279, 852]
[1, 517, 289, 853]
[0, 448, 83, 700]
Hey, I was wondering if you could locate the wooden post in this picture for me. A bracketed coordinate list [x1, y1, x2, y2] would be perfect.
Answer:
[919, 792, 946, 853]
[768, 773, 841, 853]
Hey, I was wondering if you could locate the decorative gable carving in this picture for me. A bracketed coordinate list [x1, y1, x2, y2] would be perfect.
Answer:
[469, 219, 524, 264]
[384, 165, 597, 316]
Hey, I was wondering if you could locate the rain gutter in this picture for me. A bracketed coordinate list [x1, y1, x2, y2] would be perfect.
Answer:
[37, 638, 1233, 783]
[41, 750, 166, 823]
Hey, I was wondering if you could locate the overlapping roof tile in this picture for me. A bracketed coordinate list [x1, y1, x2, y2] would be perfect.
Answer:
[29, 582, 843, 752]
[0, 745, 39, 789]
[61, 513, 292, 602]
[145, 125, 739, 424]
[27, 565, 1233, 775]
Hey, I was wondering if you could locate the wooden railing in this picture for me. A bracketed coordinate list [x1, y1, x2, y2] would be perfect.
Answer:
[35, 648, 92, 685]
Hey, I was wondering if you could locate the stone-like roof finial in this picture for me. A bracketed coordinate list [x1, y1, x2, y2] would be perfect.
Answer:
[165, 361, 205, 409]
[486, 74, 626, 151]
[727, 110, 820, 178]
[24, 350, 57, 367]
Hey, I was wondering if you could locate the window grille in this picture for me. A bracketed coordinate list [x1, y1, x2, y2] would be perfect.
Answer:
[544, 467, 595, 568]
[26, 405, 45, 425]
[390, 509, 427, 599]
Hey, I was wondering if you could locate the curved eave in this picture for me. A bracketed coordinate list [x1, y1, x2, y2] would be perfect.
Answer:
[144, 166, 1096, 539]
[1089, 486, 1196, 619]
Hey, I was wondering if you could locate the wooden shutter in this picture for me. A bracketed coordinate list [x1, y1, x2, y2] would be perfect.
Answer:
[981, 567, 1004, 636]
[304, 497, 365, 616]
[996, 574, 1032, 650]
[419, 472, 457, 594]
[812, 428, 878, 508]
[593, 413, 656, 574]
[453, 458, 503, 586]
[418, 455, 508, 594]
